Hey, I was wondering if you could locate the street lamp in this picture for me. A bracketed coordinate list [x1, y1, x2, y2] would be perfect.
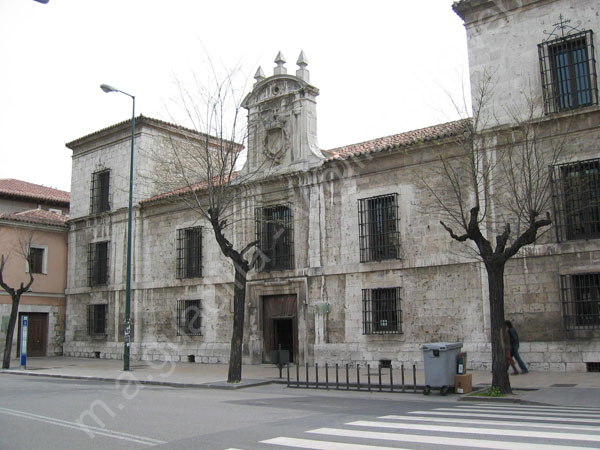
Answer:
[100, 83, 135, 372]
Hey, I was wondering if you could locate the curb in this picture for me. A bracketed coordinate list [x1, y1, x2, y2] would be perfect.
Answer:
[0, 369, 274, 390]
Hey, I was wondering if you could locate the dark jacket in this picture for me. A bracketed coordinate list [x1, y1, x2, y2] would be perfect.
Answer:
[508, 327, 519, 349]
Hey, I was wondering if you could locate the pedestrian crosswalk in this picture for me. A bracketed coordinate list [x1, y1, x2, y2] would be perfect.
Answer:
[256, 403, 600, 449]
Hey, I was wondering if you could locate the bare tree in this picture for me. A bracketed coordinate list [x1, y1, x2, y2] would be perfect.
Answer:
[1, 234, 35, 369]
[145, 63, 273, 383]
[421, 74, 569, 393]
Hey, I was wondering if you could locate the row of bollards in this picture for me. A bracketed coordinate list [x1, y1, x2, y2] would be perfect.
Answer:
[286, 362, 421, 393]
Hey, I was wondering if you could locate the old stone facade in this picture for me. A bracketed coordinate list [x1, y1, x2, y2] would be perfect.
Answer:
[64, 0, 599, 372]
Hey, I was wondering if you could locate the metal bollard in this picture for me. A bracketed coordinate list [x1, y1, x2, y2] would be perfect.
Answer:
[413, 364, 417, 393]
[306, 363, 309, 388]
[401, 364, 405, 393]
[316, 363, 319, 389]
[346, 364, 349, 390]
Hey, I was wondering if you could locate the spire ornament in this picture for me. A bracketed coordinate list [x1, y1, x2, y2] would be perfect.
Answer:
[274, 51, 287, 75]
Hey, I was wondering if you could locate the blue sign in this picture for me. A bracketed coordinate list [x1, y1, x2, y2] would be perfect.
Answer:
[20, 315, 28, 368]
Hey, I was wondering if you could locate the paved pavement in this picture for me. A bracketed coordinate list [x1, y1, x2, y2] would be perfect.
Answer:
[2, 356, 599, 407]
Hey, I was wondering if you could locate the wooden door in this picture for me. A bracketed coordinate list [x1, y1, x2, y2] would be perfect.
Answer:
[262, 295, 297, 363]
[17, 313, 48, 357]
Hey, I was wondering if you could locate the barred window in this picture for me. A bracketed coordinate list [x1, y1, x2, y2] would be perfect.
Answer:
[90, 169, 111, 214]
[539, 30, 598, 114]
[358, 194, 400, 262]
[88, 241, 109, 286]
[362, 287, 402, 335]
[88, 304, 107, 336]
[550, 158, 600, 241]
[560, 273, 600, 330]
[176, 227, 202, 279]
[28, 247, 44, 274]
[177, 299, 202, 336]
[256, 204, 294, 271]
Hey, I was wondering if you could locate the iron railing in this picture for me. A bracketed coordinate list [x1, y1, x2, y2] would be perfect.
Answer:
[256, 203, 294, 271]
[358, 194, 400, 262]
[550, 158, 600, 242]
[284, 362, 424, 394]
[538, 30, 598, 114]
[176, 227, 202, 279]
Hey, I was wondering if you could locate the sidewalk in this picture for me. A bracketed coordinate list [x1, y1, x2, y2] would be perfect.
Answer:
[2, 356, 599, 407]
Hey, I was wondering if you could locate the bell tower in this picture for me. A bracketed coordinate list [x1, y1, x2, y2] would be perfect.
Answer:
[242, 51, 324, 176]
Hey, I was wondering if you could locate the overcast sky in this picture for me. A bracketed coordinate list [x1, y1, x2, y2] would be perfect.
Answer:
[0, 0, 469, 192]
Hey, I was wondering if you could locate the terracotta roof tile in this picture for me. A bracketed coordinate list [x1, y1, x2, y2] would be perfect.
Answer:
[141, 119, 471, 205]
[0, 208, 68, 228]
[0, 179, 70, 205]
[324, 119, 471, 160]
[141, 173, 239, 205]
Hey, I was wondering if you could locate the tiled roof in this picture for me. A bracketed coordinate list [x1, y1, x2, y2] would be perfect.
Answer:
[0, 179, 70, 205]
[142, 173, 239, 205]
[66, 115, 242, 151]
[324, 119, 471, 160]
[0, 208, 68, 228]
[141, 119, 471, 205]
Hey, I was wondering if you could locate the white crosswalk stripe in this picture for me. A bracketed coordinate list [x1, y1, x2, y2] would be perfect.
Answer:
[259, 403, 600, 449]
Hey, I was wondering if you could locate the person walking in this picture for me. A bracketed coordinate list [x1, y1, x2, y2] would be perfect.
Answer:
[505, 320, 528, 374]
[502, 322, 519, 375]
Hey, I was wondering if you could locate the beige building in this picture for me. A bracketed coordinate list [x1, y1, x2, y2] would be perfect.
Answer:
[0, 180, 69, 358]
[63, 0, 599, 372]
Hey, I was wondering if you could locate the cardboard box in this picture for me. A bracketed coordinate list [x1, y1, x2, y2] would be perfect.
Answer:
[455, 373, 472, 394]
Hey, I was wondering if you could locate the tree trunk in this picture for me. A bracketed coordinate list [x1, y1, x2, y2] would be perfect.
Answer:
[2, 295, 20, 369]
[227, 266, 247, 383]
[487, 263, 511, 393]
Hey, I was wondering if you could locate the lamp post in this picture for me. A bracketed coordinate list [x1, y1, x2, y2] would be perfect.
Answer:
[100, 83, 134, 371]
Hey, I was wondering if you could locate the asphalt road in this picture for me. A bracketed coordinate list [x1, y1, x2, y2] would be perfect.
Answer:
[1, 374, 599, 449]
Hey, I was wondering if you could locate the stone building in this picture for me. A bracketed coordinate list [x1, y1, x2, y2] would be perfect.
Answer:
[63, 0, 599, 372]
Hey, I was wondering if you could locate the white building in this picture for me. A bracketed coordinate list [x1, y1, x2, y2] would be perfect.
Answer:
[64, 0, 599, 372]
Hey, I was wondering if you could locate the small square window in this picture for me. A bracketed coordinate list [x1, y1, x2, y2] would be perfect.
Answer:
[560, 273, 600, 330]
[90, 169, 111, 214]
[177, 299, 202, 336]
[28, 247, 44, 274]
[176, 227, 202, 279]
[88, 304, 107, 336]
[255, 204, 294, 271]
[538, 30, 598, 113]
[362, 287, 402, 334]
[358, 194, 400, 262]
[88, 241, 109, 286]
[550, 158, 600, 241]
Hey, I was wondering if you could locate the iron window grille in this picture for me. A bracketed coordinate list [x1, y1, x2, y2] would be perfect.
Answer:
[255, 203, 294, 271]
[177, 299, 202, 336]
[358, 194, 400, 262]
[90, 169, 111, 214]
[28, 247, 44, 274]
[362, 287, 402, 335]
[538, 30, 598, 114]
[550, 158, 600, 241]
[87, 241, 109, 286]
[88, 304, 107, 336]
[560, 273, 600, 330]
[176, 227, 202, 279]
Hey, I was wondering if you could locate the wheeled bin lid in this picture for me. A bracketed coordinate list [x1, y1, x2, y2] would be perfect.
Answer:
[422, 342, 463, 351]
